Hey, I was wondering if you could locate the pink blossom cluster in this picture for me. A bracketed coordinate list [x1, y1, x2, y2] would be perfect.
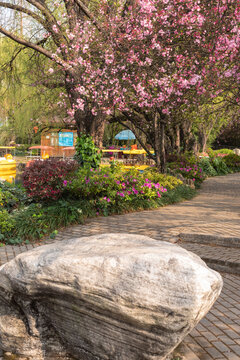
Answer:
[50, 0, 239, 118]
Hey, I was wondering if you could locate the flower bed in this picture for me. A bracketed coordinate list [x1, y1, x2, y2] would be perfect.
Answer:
[66, 166, 185, 216]
[167, 153, 206, 185]
[0, 162, 195, 245]
[1, 136, 239, 248]
[2, 147, 239, 246]
[167, 149, 240, 183]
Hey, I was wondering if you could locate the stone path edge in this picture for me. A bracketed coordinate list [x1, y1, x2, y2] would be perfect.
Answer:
[179, 233, 240, 248]
[201, 258, 240, 276]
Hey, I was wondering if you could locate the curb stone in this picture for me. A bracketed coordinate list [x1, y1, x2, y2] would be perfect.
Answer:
[201, 257, 240, 275]
[179, 233, 240, 248]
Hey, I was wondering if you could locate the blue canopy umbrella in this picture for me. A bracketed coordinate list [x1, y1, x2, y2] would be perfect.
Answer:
[114, 130, 136, 140]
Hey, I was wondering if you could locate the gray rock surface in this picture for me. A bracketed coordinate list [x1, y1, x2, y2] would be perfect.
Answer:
[0, 234, 222, 360]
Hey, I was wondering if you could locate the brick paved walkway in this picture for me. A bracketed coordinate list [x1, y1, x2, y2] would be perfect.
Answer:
[0, 173, 240, 359]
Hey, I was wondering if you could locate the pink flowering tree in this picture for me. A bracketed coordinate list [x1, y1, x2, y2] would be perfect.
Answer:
[0, 0, 239, 166]
[78, 0, 239, 170]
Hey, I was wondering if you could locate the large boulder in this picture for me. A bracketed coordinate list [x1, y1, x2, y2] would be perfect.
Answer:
[233, 148, 240, 156]
[0, 234, 222, 360]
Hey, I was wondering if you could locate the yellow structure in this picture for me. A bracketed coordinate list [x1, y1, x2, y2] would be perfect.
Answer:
[102, 149, 154, 155]
[42, 153, 49, 160]
[0, 147, 16, 182]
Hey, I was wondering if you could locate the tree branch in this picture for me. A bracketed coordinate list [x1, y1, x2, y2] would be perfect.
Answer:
[121, 0, 134, 17]
[0, 25, 73, 72]
[0, 2, 45, 26]
[73, 0, 101, 31]
[0, 1, 68, 51]
[118, 118, 155, 160]
[0, 46, 25, 72]
[25, 0, 59, 27]
[24, 0, 67, 48]
[120, 112, 155, 160]
[36, 80, 65, 89]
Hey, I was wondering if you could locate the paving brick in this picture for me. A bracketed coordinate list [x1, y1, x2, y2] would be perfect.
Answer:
[191, 328, 203, 337]
[218, 336, 236, 346]
[222, 329, 240, 340]
[205, 347, 225, 358]
[211, 341, 230, 353]
[195, 337, 213, 348]
[229, 345, 240, 356]
[196, 355, 218, 360]
[223, 352, 240, 360]
[201, 331, 218, 342]
[233, 338, 240, 345]
[229, 324, 240, 333]
[207, 325, 226, 337]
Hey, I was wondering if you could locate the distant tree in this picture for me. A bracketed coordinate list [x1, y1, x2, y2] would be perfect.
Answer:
[0, 38, 66, 144]
[0, 0, 107, 145]
[213, 115, 240, 149]
[174, 99, 231, 153]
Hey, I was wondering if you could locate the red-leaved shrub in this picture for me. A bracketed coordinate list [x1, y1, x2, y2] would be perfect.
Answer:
[22, 159, 78, 200]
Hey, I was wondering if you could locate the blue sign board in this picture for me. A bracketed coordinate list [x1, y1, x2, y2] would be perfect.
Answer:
[58, 132, 74, 147]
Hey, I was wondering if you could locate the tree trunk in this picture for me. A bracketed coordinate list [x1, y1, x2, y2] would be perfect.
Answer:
[153, 112, 161, 171]
[181, 121, 192, 152]
[175, 125, 180, 153]
[66, 78, 106, 146]
[75, 111, 106, 147]
[166, 126, 175, 154]
[201, 132, 208, 152]
[89, 115, 106, 148]
[198, 128, 208, 152]
[160, 121, 166, 173]
[193, 140, 200, 154]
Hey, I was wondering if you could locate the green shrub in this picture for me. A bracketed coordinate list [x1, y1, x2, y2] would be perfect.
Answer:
[0, 210, 15, 234]
[199, 158, 217, 177]
[67, 166, 181, 201]
[223, 153, 240, 170]
[167, 162, 205, 184]
[15, 144, 29, 156]
[198, 157, 230, 177]
[167, 152, 198, 167]
[211, 157, 230, 175]
[207, 148, 215, 158]
[66, 165, 187, 216]
[74, 134, 101, 169]
[161, 185, 196, 205]
[143, 168, 182, 190]
[11, 200, 84, 241]
[0, 182, 28, 211]
[213, 149, 234, 155]
[166, 152, 206, 185]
